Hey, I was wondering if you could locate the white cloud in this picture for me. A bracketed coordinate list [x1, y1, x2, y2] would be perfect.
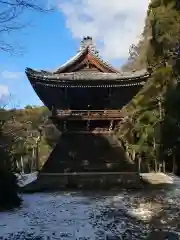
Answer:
[57, 0, 149, 60]
[0, 84, 9, 98]
[1, 70, 23, 80]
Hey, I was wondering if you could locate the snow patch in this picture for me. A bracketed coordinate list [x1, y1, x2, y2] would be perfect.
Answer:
[140, 172, 174, 185]
[15, 172, 38, 187]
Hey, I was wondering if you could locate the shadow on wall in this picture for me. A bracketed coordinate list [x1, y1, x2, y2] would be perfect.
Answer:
[41, 133, 136, 173]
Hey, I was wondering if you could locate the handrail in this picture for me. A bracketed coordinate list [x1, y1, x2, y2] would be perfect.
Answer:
[56, 110, 121, 112]
[51, 109, 123, 119]
[55, 110, 121, 114]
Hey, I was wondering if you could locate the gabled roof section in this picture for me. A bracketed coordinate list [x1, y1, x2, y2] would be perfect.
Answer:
[54, 36, 120, 74]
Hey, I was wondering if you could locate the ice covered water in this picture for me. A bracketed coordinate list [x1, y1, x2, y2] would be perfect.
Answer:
[0, 178, 180, 240]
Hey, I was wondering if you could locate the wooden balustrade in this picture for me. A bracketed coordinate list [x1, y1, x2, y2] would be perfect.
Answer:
[51, 109, 123, 120]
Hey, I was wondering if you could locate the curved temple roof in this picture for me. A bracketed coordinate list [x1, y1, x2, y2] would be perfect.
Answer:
[26, 36, 151, 85]
[26, 68, 150, 81]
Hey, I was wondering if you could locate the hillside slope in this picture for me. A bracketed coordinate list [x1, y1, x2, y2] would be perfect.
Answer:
[116, 0, 180, 172]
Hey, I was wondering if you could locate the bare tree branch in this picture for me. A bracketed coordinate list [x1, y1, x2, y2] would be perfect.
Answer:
[0, 0, 53, 53]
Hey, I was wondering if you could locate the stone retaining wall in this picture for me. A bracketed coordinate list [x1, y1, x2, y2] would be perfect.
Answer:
[22, 172, 143, 192]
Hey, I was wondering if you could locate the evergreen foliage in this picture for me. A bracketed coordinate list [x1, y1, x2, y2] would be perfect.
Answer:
[118, 0, 180, 173]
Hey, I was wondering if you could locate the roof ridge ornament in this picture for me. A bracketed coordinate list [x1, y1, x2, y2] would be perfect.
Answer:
[79, 36, 99, 55]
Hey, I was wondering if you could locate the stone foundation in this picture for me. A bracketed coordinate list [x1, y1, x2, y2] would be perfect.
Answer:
[41, 133, 136, 174]
[22, 172, 143, 192]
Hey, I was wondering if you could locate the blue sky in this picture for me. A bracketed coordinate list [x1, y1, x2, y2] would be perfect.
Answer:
[0, 0, 149, 109]
[0, 10, 78, 108]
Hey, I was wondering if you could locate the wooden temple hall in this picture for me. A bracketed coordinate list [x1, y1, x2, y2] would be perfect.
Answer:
[25, 36, 150, 187]
[26, 36, 150, 134]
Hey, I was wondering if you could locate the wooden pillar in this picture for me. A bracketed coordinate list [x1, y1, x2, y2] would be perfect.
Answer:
[107, 87, 112, 100]
[63, 120, 67, 132]
[86, 120, 90, 131]
[108, 88, 112, 107]
[109, 120, 114, 131]
[65, 88, 68, 108]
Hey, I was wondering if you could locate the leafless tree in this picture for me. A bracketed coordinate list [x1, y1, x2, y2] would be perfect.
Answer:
[0, 0, 53, 53]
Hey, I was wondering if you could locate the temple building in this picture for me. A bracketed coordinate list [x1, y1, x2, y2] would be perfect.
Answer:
[25, 37, 150, 186]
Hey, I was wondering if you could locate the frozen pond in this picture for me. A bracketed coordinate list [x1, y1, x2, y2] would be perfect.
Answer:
[1, 176, 180, 239]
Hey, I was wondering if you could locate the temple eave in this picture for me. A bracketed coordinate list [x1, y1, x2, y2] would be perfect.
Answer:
[31, 82, 145, 88]
[26, 72, 150, 83]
